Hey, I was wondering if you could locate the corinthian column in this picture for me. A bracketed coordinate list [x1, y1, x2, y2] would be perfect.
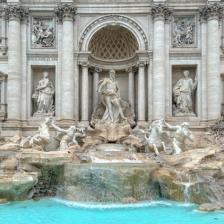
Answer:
[56, 4, 76, 120]
[200, 4, 222, 120]
[151, 4, 171, 120]
[127, 67, 135, 108]
[21, 13, 29, 120]
[200, 12, 208, 121]
[93, 67, 100, 109]
[5, 6, 28, 120]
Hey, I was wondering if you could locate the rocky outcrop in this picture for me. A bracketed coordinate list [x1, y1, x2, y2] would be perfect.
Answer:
[0, 173, 38, 200]
[0, 198, 7, 204]
[151, 168, 184, 202]
[0, 135, 22, 151]
[0, 149, 74, 201]
[198, 202, 224, 212]
[152, 147, 224, 206]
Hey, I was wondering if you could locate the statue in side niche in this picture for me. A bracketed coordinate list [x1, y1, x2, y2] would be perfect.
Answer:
[32, 71, 55, 116]
[21, 117, 53, 151]
[164, 121, 193, 154]
[173, 70, 197, 116]
[51, 120, 86, 151]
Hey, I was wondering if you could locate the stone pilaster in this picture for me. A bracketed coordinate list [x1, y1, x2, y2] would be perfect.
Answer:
[151, 4, 171, 120]
[5, 6, 28, 120]
[80, 62, 89, 121]
[138, 61, 146, 121]
[55, 4, 76, 120]
[200, 3, 223, 120]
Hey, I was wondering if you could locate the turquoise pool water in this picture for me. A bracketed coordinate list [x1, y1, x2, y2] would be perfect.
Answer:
[0, 199, 224, 224]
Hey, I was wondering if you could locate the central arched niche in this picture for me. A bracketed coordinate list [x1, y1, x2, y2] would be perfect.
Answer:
[87, 25, 140, 118]
[88, 25, 139, 61]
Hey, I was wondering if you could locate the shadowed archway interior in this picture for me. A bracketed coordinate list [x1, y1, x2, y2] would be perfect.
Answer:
[88, 25, 139, 61]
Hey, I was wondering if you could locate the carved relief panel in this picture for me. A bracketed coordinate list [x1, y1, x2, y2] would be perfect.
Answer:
[172, 16, 196, 48]
[31, 17, 55, 48]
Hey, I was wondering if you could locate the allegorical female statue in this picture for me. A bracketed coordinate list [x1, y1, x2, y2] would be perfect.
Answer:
[32, 71, 55, 116]
[97, 69, 126, 123]
[173, 70, 197, 116]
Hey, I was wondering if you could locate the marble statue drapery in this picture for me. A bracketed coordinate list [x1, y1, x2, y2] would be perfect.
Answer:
[32, 71, 55, 116]
[173, 70, 197, 116]
[98, 70, 126, 123]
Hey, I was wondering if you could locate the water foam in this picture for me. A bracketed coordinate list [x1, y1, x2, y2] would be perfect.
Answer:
[52, 198, 173, 209]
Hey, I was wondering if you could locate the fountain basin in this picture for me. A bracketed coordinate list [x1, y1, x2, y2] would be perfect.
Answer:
[0, 199, 224, 224]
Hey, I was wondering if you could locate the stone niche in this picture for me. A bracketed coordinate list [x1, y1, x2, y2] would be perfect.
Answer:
[87, 70, 131, 118]
[172, 65, 197, 117]
[31, 66, 55, 117]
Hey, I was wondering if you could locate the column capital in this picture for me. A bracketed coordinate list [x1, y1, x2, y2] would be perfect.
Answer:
[79, 61, 89, 68]
[126, 66, 138, 73]
[151, 4, 172, 21]
[90, 67, 102, 73]
[93, 67, 102, 73]
[4, 5, 29, 21]
[126, 67, 134, 73]
[138, 60, 148, 67]
[199, 3, 223, 21]
[55, 4, 76, 22]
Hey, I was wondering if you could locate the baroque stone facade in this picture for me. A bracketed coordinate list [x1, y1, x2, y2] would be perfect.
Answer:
[0, 0, 223, 136]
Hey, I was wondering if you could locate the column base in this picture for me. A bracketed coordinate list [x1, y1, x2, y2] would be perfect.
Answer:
[80, 121, 90, 127]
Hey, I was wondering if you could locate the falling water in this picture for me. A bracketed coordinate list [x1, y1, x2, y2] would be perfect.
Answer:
[183, 182, 192, 203]
[174, 169, 193, 203]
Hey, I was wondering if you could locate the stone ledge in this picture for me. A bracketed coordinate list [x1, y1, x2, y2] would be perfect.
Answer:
[0, 172, 38, 200]
[19, 149, 75, 166]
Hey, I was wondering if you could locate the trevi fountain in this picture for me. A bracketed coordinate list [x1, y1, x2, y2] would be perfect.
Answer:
[0, 0, 224, 224]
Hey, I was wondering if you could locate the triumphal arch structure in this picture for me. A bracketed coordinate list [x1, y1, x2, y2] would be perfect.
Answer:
[0, 0, 224, 137]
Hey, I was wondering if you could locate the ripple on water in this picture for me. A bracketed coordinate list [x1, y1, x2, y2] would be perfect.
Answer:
[0, 198, 223, 224]
[52, 198, 174, 209]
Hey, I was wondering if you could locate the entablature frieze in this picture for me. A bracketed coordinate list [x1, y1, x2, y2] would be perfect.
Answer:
[169, 48, 201, 54]
[77, 51, 149, 71]
[27, 53, 58, 61]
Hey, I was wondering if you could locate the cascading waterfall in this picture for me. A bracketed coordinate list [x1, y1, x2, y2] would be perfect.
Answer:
[175, 170, 193, 203]
[183, 182, 192, 203]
